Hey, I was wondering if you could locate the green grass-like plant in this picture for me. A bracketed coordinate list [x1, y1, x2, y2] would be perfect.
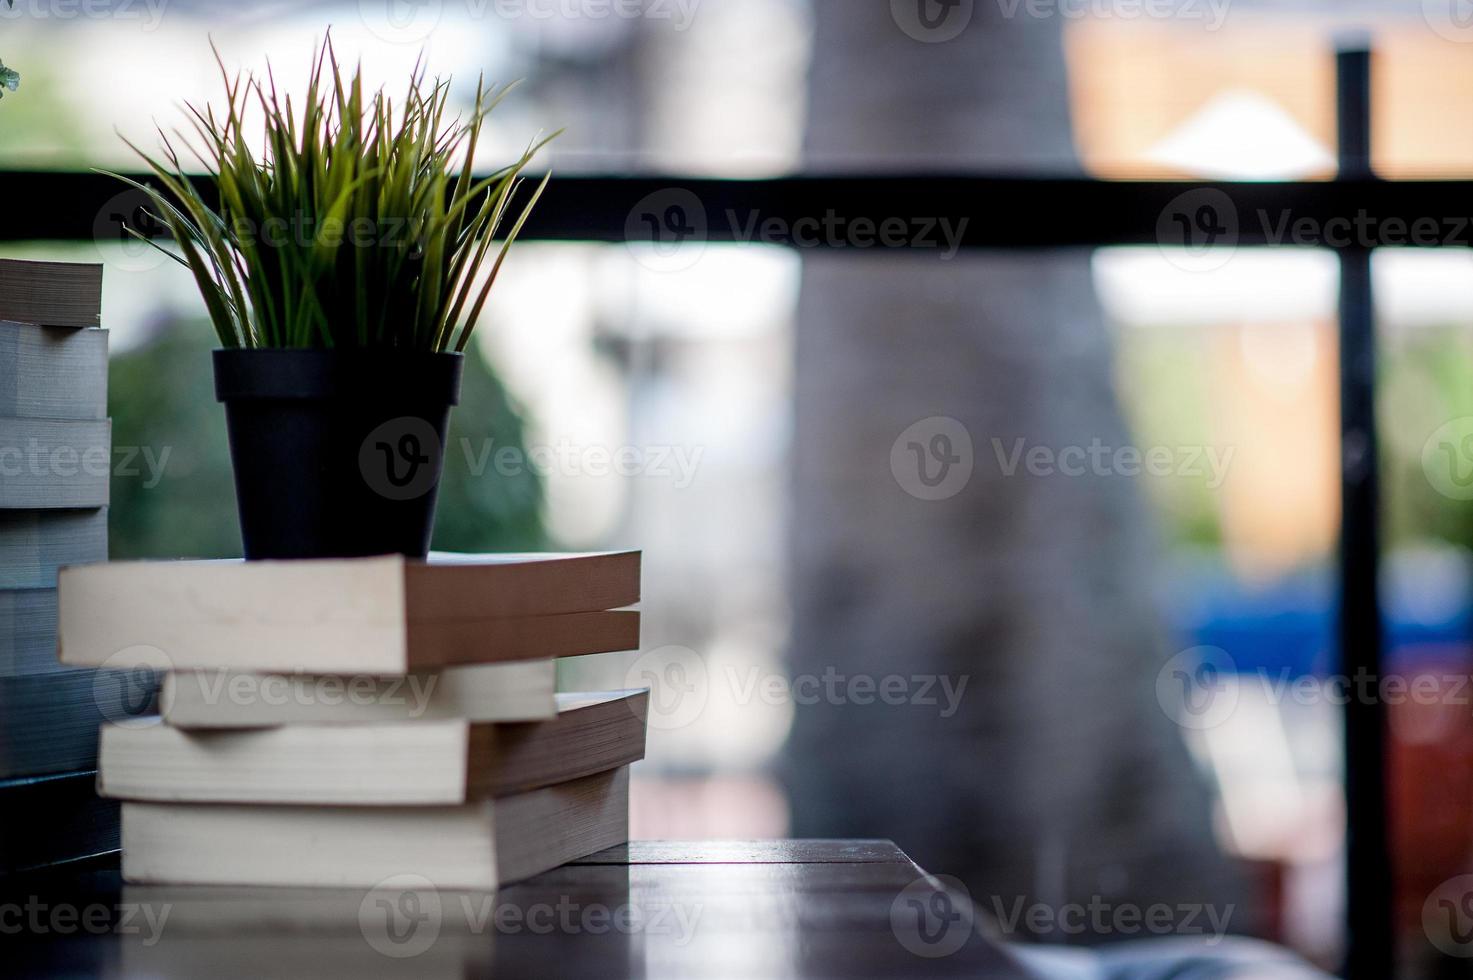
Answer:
[107, 38, 557, 351]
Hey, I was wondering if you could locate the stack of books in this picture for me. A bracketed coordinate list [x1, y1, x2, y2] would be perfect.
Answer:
[58, 550, 647, 888]
[0, 258, 121, 872]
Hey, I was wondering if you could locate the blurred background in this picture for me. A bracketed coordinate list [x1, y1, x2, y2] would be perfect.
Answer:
[6, 0, 1473, 974]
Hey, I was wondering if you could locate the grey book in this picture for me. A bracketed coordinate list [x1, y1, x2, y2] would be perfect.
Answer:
[0, 419, 111, 508]
[0, 770, 119, 872]
[0, 670, 157, 779]
[0, 509, 107, 588]
[0, 321, 108, 420]
[0, 259, 103, 329]
[0, 588, 63, 676]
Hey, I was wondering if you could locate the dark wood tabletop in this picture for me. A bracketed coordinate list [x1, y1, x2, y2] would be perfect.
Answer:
[6, 840, 1038, 978]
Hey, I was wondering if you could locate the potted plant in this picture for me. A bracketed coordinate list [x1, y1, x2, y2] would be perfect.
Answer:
[108, 40, 555, 559]
[2, 0, 19, 99]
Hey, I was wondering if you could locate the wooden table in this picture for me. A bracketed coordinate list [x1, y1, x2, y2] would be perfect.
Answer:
[6, 840, 1037, 978]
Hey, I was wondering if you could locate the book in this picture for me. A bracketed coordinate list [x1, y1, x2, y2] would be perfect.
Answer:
[0, 770, 119, 872]
[0, 418, 111, 508]
[64, 607, 637, 675]
[0, 321, 108, 420]
[0, 670, 158, 778]
[99, 690, 648, 805]
[0, 508, 107, 589]
[160, 658, 559, 728]
[121, 766, 630, 889]
[0, 587, 63, 676]
[0, 259, 104, 329]
[60, 552, 641, 674]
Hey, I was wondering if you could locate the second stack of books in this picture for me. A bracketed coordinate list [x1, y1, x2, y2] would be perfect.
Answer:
[60, 550, 647, 888]
[0, 258, 122, 872]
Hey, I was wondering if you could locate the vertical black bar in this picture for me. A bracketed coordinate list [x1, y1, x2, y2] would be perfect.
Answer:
[1336, 45, 1393, 980]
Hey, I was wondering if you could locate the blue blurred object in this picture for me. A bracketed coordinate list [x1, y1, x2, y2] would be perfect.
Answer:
[1168, 550, 1473, 677]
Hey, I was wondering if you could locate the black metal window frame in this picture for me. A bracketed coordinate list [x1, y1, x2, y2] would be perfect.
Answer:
[0, 49, 1420, 980]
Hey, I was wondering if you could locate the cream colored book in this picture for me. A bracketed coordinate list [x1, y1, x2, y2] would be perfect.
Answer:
[99, 691, 647, 805]
[58, 552, 640, 674]
[161, 658, 558, 729]
[122, 767, 630, 890]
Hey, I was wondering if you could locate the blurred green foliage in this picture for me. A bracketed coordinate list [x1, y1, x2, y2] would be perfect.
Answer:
[1118, 323, 1473, 561]
[108, 321, 545, 559]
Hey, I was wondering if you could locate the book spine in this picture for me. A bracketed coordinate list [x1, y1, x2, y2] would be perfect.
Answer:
[0, 322, 108, 420]
[0, 588, 62, 676]
[0, 509, 108, 589]
[0, 265, 120, 868]
[0, 418, 111, 509]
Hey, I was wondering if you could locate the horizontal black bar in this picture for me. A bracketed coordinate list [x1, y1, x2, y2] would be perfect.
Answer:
[14, 169, 1473, 249]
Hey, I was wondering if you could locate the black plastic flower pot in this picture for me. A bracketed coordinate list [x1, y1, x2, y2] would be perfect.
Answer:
[214, 349, 464, 560]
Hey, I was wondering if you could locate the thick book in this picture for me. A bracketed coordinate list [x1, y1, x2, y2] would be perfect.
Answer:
[99, 690, 647, 805]
[0, 259, 104, 329]
[121, 766, 631, 889]
[161, 658, 559, 729]
[59, 552, 641, 674]
[0, 508, 107, 589]
[0, 670, 158, 779]
[0, 770, 119, 872]
[0, 321, 108, 420]
[0, 587, 61, 676]
[0, 418, 111, 509]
